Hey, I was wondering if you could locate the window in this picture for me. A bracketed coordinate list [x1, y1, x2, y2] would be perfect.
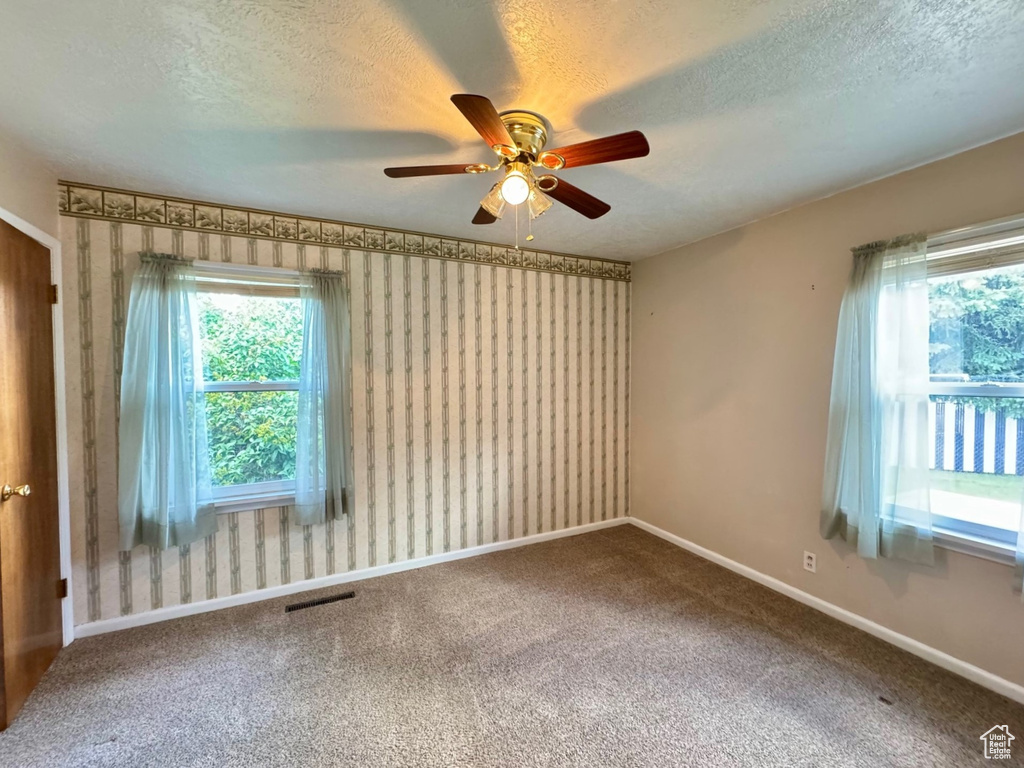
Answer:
[926, 217, 1024, 554]
[195, 267, 302, 510]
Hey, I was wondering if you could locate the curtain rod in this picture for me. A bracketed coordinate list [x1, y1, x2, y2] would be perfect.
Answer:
[138, 251, 304, 278]
[851, 233, 925, 254]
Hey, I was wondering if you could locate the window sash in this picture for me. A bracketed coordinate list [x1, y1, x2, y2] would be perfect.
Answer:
[212, 479, 293, 497]
[194, 267, 303, 509]
[204, 380, 299, 392]
[211, 479, 296, 513]
[925, 388, 1022, 551]
[194, 262, 301, 298]
[203, 387, 299, 499]
[932, 514, 1017, 546]
[928, 382, 1024, 398]
[926, 213, 1024, 278]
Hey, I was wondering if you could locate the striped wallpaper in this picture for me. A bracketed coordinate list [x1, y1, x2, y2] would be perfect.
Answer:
[59, 208, 630, 626]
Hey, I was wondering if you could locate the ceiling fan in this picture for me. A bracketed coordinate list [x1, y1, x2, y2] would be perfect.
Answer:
[384, 94, 649, 233]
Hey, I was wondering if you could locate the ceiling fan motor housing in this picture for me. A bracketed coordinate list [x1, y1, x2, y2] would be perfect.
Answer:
[499, 110, 549, 158]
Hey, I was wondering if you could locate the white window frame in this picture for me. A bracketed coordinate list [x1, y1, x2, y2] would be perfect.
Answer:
[924, 213, 1024, 564]
[194, 263, 302, 513]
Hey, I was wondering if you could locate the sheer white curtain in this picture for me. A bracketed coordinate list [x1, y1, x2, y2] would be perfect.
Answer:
[821, 234, 934, 565]
[294, 271, 353, 526]
[118, 255, 217, 550]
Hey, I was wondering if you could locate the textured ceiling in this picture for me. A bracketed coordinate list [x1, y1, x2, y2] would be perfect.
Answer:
[2, 0, 1023, 260]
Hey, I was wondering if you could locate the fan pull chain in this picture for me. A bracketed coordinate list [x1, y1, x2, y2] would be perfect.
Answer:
[515, 203, 520, 249]
[526, 209, 534, 242]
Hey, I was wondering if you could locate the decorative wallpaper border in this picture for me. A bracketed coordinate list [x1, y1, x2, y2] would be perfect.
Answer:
[58, 182, 631, 282]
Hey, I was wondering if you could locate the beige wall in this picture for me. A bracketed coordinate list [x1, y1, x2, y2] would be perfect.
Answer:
[0, 126, 57, 237]
[631, 131, 1024, 687]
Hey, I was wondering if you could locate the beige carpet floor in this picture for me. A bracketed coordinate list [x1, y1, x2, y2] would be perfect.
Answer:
[1, 524, 1021, 767]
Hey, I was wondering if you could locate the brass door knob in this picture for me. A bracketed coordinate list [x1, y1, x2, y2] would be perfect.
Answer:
[1, 484, 30, 502]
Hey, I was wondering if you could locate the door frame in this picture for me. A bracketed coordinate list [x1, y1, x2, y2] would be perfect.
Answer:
[0, 204, 73, 647]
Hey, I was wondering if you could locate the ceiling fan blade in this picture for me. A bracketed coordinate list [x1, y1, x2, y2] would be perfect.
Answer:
[545, 179, 611, 219]
[451, 94, 516, 153]
[472, 207, 498, 225]
[384, 163, 476, 178]
[540, 131, 649, 169]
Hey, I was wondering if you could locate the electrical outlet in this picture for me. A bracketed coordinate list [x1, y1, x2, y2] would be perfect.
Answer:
[803, 551, 817, 573]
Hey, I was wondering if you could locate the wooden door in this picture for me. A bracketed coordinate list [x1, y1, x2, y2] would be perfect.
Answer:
[0, 218, 62, 730]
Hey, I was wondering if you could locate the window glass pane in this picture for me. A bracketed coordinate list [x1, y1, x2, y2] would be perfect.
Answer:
[206, 391, 298, 487]
[197, 292, 302, 382]
[196, 290, 303, 493]
[927, 264, 1024, 540]
[928, 396, 1022, 533]
[929, 262, 1024, 383]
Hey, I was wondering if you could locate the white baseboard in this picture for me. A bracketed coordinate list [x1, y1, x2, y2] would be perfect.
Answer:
[73, 517, 630, 639]
[628, 517, 1024, 706]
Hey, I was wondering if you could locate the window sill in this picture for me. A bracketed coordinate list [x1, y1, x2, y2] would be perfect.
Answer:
[213, 493, 295, 515]
[932, 526, 1016, 566]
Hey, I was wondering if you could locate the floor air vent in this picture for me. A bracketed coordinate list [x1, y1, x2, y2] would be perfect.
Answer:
[285, 591, 355, 613]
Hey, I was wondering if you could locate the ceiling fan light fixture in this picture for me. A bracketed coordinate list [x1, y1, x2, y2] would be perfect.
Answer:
[480, 183, 506, 219]
[527, 188, 552, 219]
[499, 163, 531, 206]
